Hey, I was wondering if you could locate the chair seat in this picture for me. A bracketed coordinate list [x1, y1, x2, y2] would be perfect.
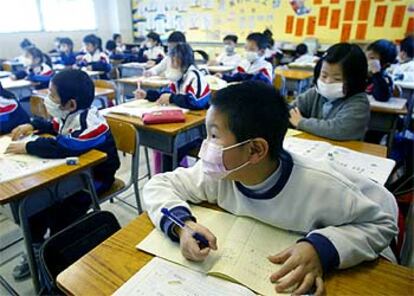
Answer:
[187, 147, 200, 158]
[99, 178, 126, 200]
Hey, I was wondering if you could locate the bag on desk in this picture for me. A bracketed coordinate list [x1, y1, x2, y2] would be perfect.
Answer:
[142, 110, 185, 124]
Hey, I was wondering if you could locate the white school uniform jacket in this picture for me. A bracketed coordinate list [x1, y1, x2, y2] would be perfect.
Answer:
[143, 151, 398, 272]
[143, 45, 165, 61]
[216, 52, 242, 68]
[389, 59, 414, 82]
[148, 56, 170, 76]
[294, 54, 319, 64]
[225, 56, 273, 84]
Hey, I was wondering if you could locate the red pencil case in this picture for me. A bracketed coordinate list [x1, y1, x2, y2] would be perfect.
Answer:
[142, 110, 186, 124]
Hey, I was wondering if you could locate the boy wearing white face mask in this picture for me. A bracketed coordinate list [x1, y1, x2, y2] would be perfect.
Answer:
[388, 36, 414, 82]
[142, 81, 397, 295]
[137, 32, 166, 67]
[135, 43, 211, 110]
[212, 35, 242, 68]
[216, 33, 273, 84]
[289, 43, 370, 141]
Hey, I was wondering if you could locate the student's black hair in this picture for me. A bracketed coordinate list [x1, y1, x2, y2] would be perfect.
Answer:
[113, 33, 121, 41]
[315, 43, 368, 97]
[26, 47, 45, 65]
[210, 81, 288, 160]
[400, 36, 414, 59]
[51, 69, 94, 110]
[169, 43, 195, 72]
[83, 34, 101, 50]
[223, 35, 238, 44]
[20, 39, 33, 50]
[367, 39, 398, 68]
[167, 31, 186, 43]
[106, 40, 117, 51]
[59, 37, 74, 52]
[147, 32, 162, 46]
[246, 33, 269, 50]
[263, 29, 274, 47]
[296, 43, 308, 56]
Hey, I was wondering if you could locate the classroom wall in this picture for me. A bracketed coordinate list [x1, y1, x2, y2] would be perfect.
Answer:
[0, 0, 134, 59]
[131, 0, 412, 45]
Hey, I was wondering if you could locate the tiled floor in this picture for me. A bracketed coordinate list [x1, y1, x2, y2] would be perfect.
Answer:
[0, 149, 152, 295]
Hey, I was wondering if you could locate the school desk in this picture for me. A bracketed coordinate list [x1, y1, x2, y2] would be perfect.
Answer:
[274, 68, 313, 95]
[118, 62, 147, 77]
[207, 65, 235, 74]
[56, 210, 414, 296]
[0, 149, 107, 292]
[33, 87, 115, 99]
[287, 62, 315, 72]
[116, 76, 171, 103]
[104, 109, 206, 172]
[0, 77, 32, 98]
[0, 70, 11, 78]
[83, 70, 104, 80]
[394, 81, 414, 130]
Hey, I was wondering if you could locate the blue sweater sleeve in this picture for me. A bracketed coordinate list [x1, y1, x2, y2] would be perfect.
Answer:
[89, 61, 112, 73]
[222, 72, 253, 82]
[30, 117, 56, 135]
[13, 70, 28, 80]
[27, 72, 52, 83]
[159, 206, 196, 242]
[170, 92, 210, 110]
[146, 89, 161, 102]
[370, 72, 393, 102]
[299, 233, 340, 274]
[26, 137, 85, 158]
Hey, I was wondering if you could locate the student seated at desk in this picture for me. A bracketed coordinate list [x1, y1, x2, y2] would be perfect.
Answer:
[142, 81, 398, 295]
[211, 35, 242, 68]
[216, 32, 273, 84]
[289, 43, 370, 141]
[0, 82, 29, 134]
[389, 36, 414, 82]
[14, 38, 34, 65]
[77, 34, 111, 79]
[49, 37, 61, 54]
[11, 47, 54, 90]
[145, 31, 186, 77]
[54, 37, 77, 67]
[105, 40, 124, 61]
[293, 43, 319, 64]
[135, 43, 211, 109]
[6, 69, 120, 279]
[366, 39, 397, 102]
[137, 32, 166, 67]
[113, 33, 126, 52]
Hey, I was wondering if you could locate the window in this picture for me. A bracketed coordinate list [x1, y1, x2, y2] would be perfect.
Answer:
[0, 0, 96, 33]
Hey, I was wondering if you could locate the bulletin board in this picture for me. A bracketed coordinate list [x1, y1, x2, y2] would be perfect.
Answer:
[131, 0, 413, 44]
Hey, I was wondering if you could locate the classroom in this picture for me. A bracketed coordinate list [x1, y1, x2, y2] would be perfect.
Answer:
[0, 0, 413, 295]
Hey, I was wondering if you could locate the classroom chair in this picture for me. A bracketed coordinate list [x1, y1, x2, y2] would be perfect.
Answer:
[273, 72, 286, 98]
[109, 60, 122, 80]
[393, 84, 403, 98]
[101, 118, 151, 214]
[93, 79, 118, 106]
[30, 95, 49, 119]
[39, 211, 121, 294]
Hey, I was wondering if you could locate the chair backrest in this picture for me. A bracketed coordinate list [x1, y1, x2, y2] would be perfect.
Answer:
[40, 211, 120, 290]
[273, 73, 286, 96]
[2, 63, 12, 72]
[30, 95, 49, 119]
[94, 79, 117, 103]
[106, 117, 137, 155]
[393, 84, 403, 98]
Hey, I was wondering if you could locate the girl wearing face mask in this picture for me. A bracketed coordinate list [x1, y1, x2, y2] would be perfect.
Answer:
[137, 31, 166, 67]
[289, 43, 370, 141]
[212, 35, 242, 68]
[55, 37, 77, 67]
[217, 32, 273, 84]
[11, 47, 54, 90]
[77, 34, 111, 79]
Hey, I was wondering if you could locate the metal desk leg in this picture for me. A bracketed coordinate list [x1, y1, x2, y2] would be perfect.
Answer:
[80, 171, 101, 211]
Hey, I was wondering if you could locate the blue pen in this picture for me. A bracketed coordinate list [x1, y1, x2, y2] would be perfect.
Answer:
[161, 208, 210, 249]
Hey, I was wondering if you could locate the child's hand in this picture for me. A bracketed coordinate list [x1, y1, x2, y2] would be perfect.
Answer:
[214, 72, 223, 78]
[368, 59, 381, 74]
[178, 221, 218, 262]
[143, 70, 152, 77]
[10, 75, 17, 80]
[268, 242, 325, 296]
[11, 124, 34, 141]
[289, 108, 303, 127]
[156, 93, 171, 105]
[86, 66, 93, 71]
[5, 142, 27, 154]
[134, 89, 147, 100]
[146, 60, 156, 68]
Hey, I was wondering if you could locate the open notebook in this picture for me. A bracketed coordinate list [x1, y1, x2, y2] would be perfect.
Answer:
[137, 206, 301, 296]
[0, 136, 65, 184]
[100, 100, 188, 119]
[283, 137, 395, 185]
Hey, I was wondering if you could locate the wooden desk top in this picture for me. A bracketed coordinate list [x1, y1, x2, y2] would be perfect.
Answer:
[275, 69, 314, 80]
[0, 150, 107, 205]
[0, 77, 32, 89]
[207, 65, 235, 73]
[34, 87, 114, 98]
[371, 105, 408, 115]
[296, 133, 387, 158]
[117, 76, 170, 89]
[104, 110, 206, 136]
[57, 212, 414, 296]
[395, 81, 414, 90]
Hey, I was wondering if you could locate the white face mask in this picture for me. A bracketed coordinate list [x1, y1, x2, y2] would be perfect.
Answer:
[198, 138, 251, 180]
[146, 42, 154, 49]
[225, 45, 235, 54]
[44, 95, 71, 119]
[317, 79, 345, 101]
[245, 51, 259, 63]
[165, 67, 183, 81]
[22, 57, 32, 67]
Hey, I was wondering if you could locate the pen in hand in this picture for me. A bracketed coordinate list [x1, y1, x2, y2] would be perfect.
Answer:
[161, 207, 210, 249]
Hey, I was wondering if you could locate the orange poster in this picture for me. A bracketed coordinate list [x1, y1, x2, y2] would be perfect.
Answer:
[286, 15, 294, 34]
[358, 0, 371, 21]
[374, 5, 387, 27]
[341, 23, 352, 42]
[314, 0, 322, 4]
[407, 17, 414, 34]
[330, 0, 339, 3]
[319, 7, 329, 26]
[344, 1, 355, 21]
[392, 5, 407, 27]
[330, 9, 341, 29]
[295, 18, 305, 37]
[307, 16, 316, 35]
[356, 23, 367, 40]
